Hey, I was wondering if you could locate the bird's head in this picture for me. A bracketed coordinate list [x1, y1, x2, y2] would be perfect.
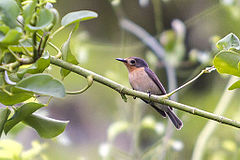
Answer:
[116, 57, 149, 72]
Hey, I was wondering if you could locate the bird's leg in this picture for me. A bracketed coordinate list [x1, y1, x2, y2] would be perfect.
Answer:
[132, 88, 136, 99]
[147, 91, 152, 103]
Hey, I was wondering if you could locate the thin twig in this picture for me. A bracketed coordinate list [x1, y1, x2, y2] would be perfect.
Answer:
[165, 66, 216, 98]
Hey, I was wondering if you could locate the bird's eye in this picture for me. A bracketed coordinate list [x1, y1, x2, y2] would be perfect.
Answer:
[130, 60, 136, 64]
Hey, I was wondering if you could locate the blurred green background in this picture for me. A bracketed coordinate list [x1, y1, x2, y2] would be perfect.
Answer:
[3, 0, 240, 159]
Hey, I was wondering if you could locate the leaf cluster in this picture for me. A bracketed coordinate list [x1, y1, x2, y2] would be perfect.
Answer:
[214, 33, 240, 90]
[0, 0, 97, 138]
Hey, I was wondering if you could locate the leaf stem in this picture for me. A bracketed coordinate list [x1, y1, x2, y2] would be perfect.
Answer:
[19, 43, 33, 57]
[50, 26, 65, 39]
[36, 33, 62, 58]
[66, 75, 93, 95]
[8, 47, 23, 62]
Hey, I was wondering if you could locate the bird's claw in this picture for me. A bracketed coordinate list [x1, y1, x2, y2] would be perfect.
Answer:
[147, 91, 152, 103]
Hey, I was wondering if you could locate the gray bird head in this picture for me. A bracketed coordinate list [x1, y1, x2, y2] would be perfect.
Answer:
[116, 57, 149, 69]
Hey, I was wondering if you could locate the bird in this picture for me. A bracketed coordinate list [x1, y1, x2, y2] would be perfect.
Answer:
[116, 57, 183, 129]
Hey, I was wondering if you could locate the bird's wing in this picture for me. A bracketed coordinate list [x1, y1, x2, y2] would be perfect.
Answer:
[144, 67, 166, 95]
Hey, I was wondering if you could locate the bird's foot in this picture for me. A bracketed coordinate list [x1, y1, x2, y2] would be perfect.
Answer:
[147, 91, 152, 103]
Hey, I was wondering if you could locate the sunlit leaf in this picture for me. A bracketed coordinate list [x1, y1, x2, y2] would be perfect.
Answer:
[0, 139, 22, 158]
[4, 102, 44, 134]
[61, 10, 98, 27]
[16, 74, 65, 98]
[0, 25, 10, 34]
[213, 51, 240, 77]
[22, 141, 47, 159]
[0, 87, 33, 106]
[228, 80, 240, 90]
[0, 29, 22, 46]
[17, 51, 50, 78]
[23, 114, 69, 138]
[27, 8, 54, 30]
[0, 107, 10, 137]
[216, 33, 240, 50]
[0, 0, 20, 28]
[60, 31, 78, 79]
[23, 0, 37, 25]
[8, 39, 33, 52]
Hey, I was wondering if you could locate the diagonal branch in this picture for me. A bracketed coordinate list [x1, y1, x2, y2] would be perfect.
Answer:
[50, 56, 240, 129]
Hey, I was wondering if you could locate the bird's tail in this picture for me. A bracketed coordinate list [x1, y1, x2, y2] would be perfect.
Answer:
[166, 110, 183, 130]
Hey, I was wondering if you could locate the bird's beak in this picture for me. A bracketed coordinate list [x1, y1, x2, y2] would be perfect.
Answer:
[116, 58, 127, 63]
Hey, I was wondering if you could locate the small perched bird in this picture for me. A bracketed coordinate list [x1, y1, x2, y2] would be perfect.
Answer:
[116, 57, 183, 129]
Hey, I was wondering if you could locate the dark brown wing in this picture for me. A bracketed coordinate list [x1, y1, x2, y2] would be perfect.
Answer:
[144, 67, 166, 95]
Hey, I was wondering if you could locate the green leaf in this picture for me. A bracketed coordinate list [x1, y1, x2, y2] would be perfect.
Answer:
[17, 51, 50, 78]
[228, 80, 240, 90]
[0, 87, 33, 106]
[27, 8, 54, 30]
[120, 93, 127, 102]
[0, 25, 10, 34]
[4, 102, 44, 134]
[0, 0, 20, 28]
[61, 10, 98, 27]
[0, 29, 22, 46]
[216, 33, 240, 50]
[0, 107, 11, 137]
[8, 39, 33, 52]
[23, 114, 69, 138]
[16, 74, 65, 98]
[23, 0, 37, 25]
[60, 31, 78, 79]
[213, 51, 240, 77]
[2, 52, 16, 64]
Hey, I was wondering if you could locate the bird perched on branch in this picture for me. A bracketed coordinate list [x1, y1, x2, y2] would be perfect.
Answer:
[116, 57, 183, 129]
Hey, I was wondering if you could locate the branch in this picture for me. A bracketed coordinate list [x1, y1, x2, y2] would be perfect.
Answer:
[50, 56, 240, 129]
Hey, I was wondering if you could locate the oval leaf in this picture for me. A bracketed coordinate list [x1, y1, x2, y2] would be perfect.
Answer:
[0, 0, 20, 28]
[216, 33, 240, 50]
[4, 102, 44, 134]
[27, 8, 54, 30]
[16, 74, 65, 98]
[60, 31, 78, 79]
[0, 107, 11, 137]
[17, 51, 50, 78]
[23, 114, 69, 138]
[213, 51, 240, 77]
[228, 80, 240, 90]
[61, 10, 98, 27]
[0, 29, 22, 46]
[23, 0, 37, 25]
[0, 87, 33, 106]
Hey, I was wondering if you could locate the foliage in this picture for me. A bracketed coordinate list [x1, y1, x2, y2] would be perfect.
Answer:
[0, 0, 97, 138]
[0, 139, 47, 160]
[213, 33, 240, 90]
[1, 0, 240, 159]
